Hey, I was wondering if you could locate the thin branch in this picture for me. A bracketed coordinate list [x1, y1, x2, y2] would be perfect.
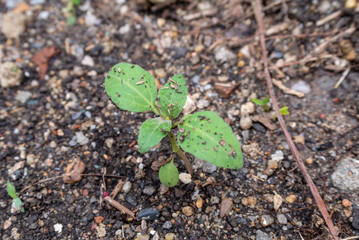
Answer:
[19, 173, 123, 194]
[253, 1, 339, 240]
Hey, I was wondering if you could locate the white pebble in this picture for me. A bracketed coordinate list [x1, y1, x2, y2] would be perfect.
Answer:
[240, 116, 252, 130]
[179, 173, 192, 184]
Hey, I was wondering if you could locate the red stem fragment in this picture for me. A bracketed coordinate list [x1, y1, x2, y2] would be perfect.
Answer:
[253, 1, 339, 239]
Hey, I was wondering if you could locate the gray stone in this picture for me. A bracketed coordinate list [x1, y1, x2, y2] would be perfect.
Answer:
[138, 208, 160, 221]
[163, 221, 172, 229]
[6, 0, 23, 9]
[277, 214, 287, 224]
[256, 230, 272, 240]
[331, 157, 359, 192]
[15, 91, 32, 104]
[30, 0, 46, 5]
[196, 99, 209, 109]
[1, 12, 26, 40]
[75, 132, 89, 145]
[0, 62, 22, 88]
[85, 10, 100, 26]
[214, 45, 236, 63]
[143, 186, 156, 196]
[202, 162, 217, 173]
[291, 81, 311, 94]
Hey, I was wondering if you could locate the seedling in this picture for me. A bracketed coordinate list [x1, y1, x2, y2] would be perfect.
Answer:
[6, 181, 24, 213]
[251, 96, 270, 112]
[251, 96, 289, 118]
[105, 63, 243, 187]
[62, 0, 82, 25]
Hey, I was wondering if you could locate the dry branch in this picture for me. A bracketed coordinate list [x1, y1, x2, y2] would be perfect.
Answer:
[253, 0, 339, 239]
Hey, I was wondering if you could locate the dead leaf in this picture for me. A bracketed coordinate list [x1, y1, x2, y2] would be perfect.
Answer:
[251, 114, 276, 131]
[273, 193, 283, 211]
[32, 46, 61, 80]
[151, 156, 170, 171]
[214, 82, 240, 98]
[220, 198, 233, 218]
[63, 160, 86, 183]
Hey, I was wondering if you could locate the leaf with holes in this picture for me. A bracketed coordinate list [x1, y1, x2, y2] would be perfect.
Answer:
[105, 63, 157, 113]
[138, 117, 172, 153]
[158, 74, 188, 119]
[159, 159, 179, 187]
[177, 111, 243, 169]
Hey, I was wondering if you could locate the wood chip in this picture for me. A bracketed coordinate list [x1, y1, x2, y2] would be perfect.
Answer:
[251, 114, 276, 131]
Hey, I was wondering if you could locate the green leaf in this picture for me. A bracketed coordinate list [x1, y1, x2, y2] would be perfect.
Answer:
[138, 117, 172, 153]
[13, 198, 22, 208]
[66, 15, 77, 25]
[158, 74, 188, 119]
[177, 111, 243, 169]
[7, 181, 17, 199]
[72, 0, 81, 5]
[251, 98, 264, 106]
[105, 63, 157, 113]
[263, 96, 270, 105]
[280, 106, 289, 115]
[159, 159, 179, 187]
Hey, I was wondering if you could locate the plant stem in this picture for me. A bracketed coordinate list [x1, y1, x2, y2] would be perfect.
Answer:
[168, 132, 193, 175]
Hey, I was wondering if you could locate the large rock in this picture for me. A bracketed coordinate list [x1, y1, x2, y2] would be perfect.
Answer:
[331, 157, 359, 192]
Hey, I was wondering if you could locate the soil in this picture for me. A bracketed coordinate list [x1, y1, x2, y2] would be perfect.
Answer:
[0, 0, 359, 239]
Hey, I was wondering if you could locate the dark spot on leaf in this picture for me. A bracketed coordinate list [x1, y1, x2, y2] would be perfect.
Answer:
[202, 141, 206, 145]
[220, 140, 226, 146]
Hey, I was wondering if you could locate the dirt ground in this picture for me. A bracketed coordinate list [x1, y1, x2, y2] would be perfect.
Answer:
[0, 0, 359, 239]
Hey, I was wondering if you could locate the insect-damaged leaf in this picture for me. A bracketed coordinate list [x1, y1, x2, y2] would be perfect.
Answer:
[105, 63, 157, 112]
[138, 117, 172, 153]
[159, 159, 179, 187]
[177, 111, 243, 169]
[158, 74, 188, 119]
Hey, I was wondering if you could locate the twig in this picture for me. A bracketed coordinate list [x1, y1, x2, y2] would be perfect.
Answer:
[316, 10, 343, 27]
[272, 78, 305, 98]
[334, 67, 351, 88]
[110, 180, 124, 199]
[103, 195, 135, 218]
[341, 236, 359, 240]
[253, 1, 339, 240]
[19, 173, 123, 194]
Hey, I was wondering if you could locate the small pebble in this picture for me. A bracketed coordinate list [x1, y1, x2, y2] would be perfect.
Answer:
[94, 216, 104, 224]
[163, 221, 172, 229]
[165, 233, 176, 240]
[196, 99, 210, 109]
[342, 199, 352, 207]
[240, 116, 252, 130]
[143, 186, 156, 196]
[194, 44, 205, 52]
[182, 206, 194, 217]
[260, 215, 274, 227]
[202, 162, 217, 173]
[81, 55, 94, 67]
[54, 223, 63, 233]
[154, 68, 166, 78]
[285, 194, 296, 203]
[240, 102, 255, 116]
[277, 214, 287, 224]
[122, 181, 132, 193]
[305, 157, 314, 165]
[138, 208, 160, 221]
[179, 173, 192, 184]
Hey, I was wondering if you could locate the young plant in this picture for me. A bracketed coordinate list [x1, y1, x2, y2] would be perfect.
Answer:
[105, 63, 243, 187]
[251, 96, 269, 112]
[251, 96, 290, 118]
[62, 0, 82, 25]
[6, 181, 24, 213]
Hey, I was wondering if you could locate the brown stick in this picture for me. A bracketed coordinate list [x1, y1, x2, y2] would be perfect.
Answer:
[19, 173, 123, 194]
[253, 1, 339, 239]
[103, 196, 135, 218]
[110, 180, 124, 199]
